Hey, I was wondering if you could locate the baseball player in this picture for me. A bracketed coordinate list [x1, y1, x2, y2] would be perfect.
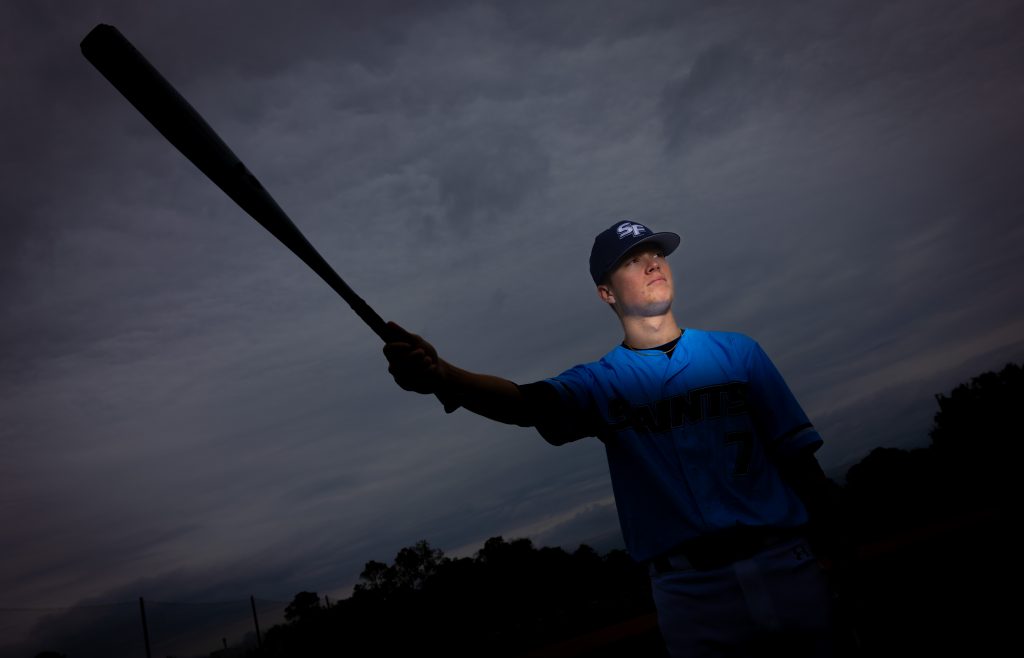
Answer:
[383, 220, 838, 657]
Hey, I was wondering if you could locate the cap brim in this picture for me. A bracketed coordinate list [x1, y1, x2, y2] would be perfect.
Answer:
[608, 231, 681, 269]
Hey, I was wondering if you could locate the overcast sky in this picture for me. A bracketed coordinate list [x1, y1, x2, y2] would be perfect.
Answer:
[2, 0, 1023, 655]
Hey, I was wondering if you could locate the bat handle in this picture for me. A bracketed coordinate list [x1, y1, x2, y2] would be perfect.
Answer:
[354, 301, 390, 343]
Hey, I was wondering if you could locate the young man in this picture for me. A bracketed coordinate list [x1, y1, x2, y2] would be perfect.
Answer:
[383, 220, 837, 657]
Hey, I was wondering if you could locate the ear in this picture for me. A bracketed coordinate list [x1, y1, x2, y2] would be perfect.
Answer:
[596, 283, 615, 306]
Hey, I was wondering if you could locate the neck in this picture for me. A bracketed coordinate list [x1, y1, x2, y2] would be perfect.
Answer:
[620, 312, 681, 349]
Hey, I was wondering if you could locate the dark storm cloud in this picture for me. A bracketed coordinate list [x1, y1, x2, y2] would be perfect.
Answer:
[755, 0, 1024, 96]
[493, 0, 699, 48]
[435, 122, 551, 229]
[658, 0, 1024, 390]
[0, 0, 456, 294]
[661, 43, 760, 151]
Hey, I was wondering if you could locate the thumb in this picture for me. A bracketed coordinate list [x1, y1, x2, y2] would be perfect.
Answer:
[384, 320, 416, 344]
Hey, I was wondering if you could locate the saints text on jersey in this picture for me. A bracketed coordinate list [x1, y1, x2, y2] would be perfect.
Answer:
[606, 381, 748, 432]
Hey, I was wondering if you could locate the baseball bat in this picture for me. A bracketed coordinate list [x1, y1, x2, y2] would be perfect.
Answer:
[80, 24, 391, 341]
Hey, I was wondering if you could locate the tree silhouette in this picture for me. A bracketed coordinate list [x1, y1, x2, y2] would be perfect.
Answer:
[929, 362, 1021, 509]
[249, 536, 659, 657]
[353, 539, 447, 604]
[392, 539, 444, 591]
[353, 559, 392, 599]
[930, 362, 1022, 452]
[283, 591, 322, 622]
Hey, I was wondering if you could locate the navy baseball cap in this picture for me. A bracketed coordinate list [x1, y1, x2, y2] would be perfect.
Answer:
[589, 220, 681, 285]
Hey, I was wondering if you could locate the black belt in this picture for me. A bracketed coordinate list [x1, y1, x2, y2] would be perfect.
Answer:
[649, 525, 807, 574]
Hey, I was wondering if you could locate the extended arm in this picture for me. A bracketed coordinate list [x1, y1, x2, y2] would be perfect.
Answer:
[382, 321, 536, 426]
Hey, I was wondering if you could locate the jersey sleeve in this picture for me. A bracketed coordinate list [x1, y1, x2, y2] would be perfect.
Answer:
[518, 365, 601, 446]
[745, 341, 823, 457]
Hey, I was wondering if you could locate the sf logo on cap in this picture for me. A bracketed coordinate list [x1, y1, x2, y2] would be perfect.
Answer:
[617, 222, 648, 239]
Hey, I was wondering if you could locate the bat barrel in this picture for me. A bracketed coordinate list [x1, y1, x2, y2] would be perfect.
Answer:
[82, 24, 390, 342]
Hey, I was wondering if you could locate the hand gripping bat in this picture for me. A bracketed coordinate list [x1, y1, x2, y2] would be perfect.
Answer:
[81, 24, 459, 412]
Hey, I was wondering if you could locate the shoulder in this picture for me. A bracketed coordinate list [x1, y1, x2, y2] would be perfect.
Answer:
[686, 328, 759, 353]
[544, 345, 627, 389]
[562, 345, 628, 377]
[682, 329, 765, 376]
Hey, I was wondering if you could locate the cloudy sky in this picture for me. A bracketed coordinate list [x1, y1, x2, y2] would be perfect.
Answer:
[2, 0, 1023, 654]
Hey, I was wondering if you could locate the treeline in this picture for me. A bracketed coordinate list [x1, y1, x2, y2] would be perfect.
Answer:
[843, 361, 1017, 541]
[829, 362, 1018, 656]
[223, 362, 1019, 657]
[250, 538, 655, 657]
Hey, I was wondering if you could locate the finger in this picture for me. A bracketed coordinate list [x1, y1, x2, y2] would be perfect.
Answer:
[387, 351, 435, 375]
[386, 348, 428, 366]
[382, 342, 415, 359]
[388, 365, 436, 392]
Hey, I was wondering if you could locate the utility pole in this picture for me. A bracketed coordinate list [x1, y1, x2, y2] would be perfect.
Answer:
[250, 595, 263, 648]
[139, 597, 152, 658]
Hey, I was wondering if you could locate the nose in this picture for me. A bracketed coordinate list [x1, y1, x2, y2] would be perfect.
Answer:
[645, 257, 661, 273]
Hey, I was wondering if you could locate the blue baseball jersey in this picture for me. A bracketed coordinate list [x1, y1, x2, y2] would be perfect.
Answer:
[539, 329, 822, 562]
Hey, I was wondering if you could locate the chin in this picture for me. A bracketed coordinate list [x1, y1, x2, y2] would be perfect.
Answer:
[641, 299, 673, 317]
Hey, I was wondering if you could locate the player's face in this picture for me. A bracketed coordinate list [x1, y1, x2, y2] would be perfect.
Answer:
[598, 245, 674, 317]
